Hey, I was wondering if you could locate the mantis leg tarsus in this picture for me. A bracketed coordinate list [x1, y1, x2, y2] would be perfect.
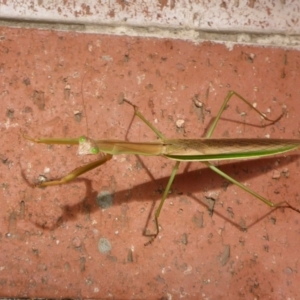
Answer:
[143, 218, 159, 246]
[272, 200, 300, 214]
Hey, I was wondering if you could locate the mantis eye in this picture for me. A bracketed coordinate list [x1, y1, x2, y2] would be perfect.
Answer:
[90, 147, 99, 154]
[79, 136, 87, 144]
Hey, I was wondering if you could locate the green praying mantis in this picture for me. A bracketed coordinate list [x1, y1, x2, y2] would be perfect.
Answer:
[24, 91, 300, 244]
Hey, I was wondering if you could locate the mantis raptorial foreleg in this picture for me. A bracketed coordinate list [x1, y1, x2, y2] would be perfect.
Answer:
[23, 134, 113, 187]
[40, 154, 112, 187]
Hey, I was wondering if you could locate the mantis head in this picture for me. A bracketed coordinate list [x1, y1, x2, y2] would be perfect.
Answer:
[78, 136, 99, 155]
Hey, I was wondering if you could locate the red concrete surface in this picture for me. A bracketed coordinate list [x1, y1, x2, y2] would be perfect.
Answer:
[1, 27, 300, 299]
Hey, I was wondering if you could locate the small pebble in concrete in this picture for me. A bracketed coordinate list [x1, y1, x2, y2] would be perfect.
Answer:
[98, 237, 112, 254]
[96, 191, 114, 209]
[72, 236, 82, 248]
[272, 170, 281, 179]
[176, 119, 185, 128]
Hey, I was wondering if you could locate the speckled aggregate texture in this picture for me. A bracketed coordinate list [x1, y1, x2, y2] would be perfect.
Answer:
[1, 27, 300, 299]
[1, 1, 300, 35]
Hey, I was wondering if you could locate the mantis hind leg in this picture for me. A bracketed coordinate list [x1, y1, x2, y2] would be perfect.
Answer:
[204, 161, 300, 213]
[206, 90, 283, 138]
[204, 91, 299, 214]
